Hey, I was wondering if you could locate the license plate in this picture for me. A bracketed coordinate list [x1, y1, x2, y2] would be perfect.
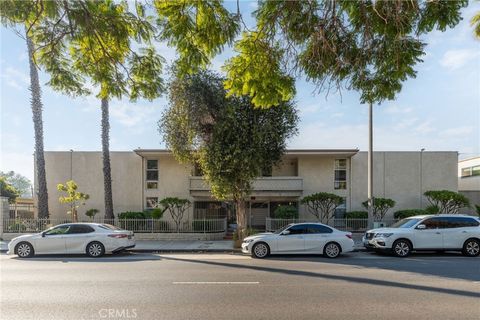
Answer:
[128, 235, 132, 239]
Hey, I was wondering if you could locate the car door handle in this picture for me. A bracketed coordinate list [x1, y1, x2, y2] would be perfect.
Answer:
[435, 232, 441, 234]
[462, 231, 467, 233]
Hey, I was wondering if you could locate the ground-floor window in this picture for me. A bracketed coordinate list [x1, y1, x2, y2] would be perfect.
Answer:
[193, 201, 230, 219]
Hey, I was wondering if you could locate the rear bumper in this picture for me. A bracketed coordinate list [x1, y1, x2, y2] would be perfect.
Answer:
[112, 244, 136, 253]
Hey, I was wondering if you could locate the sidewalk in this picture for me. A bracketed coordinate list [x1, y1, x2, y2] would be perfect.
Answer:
[1, 235, 365, 253]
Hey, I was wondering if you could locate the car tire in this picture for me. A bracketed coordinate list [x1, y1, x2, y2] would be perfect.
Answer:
[462, 238, 480, 257]
[86, 241, 105, 258]
[15, 241, 34, 258]
[392, 239, 412, 257]
[324, 242, 341, 258]
[251, 242, 269, 259]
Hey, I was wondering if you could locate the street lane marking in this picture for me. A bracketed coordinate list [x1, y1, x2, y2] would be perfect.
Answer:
[173, 281, 259, 285]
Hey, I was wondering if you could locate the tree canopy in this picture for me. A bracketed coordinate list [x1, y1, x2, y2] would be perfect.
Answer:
[424, 190, 470, 214]
[0, 176, 20, 203]
[0, 171, 32, 198]
[301, 192, 344, 223]
[159, 70, 298, 230]
[155, 0, 468, 108]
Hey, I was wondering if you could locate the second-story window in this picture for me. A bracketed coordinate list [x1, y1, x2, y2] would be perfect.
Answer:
[334, 159, 347, 190]
[146, 160, 158, 189]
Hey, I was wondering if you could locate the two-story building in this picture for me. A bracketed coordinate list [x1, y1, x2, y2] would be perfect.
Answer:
[36, 149, 458, 228]
[458, 157, 480, 212]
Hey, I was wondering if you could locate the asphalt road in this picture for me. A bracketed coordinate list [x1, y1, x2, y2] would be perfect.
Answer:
[1, 251, 479, 320]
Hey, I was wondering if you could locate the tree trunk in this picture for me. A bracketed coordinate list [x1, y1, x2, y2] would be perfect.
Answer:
[101, 98, 114, 221]
[235, 199, 247, 239]
[26, 33, 49, 219]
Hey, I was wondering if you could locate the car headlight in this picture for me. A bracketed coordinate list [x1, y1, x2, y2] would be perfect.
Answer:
[243, 239, 254, 243]
[374, 233, 393, 238]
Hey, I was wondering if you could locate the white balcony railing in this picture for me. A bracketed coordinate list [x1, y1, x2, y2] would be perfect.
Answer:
[189, 176, 303, 192]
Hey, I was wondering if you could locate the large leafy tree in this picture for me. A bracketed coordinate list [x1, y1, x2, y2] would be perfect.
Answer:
[0, 176, 20, 203]
[155, 0, 467, 107]
[0, 171, 32, 198]
[2, 1, 165, 221]
[159, 71, 298, 236]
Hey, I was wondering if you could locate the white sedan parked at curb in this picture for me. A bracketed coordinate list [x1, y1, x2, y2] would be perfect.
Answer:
[242, 223, 355, 258]
[7, 223, 135, 258]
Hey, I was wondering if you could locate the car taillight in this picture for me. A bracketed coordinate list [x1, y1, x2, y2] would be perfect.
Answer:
[345, 233, 352, 239]
[108, 234, 128, 238]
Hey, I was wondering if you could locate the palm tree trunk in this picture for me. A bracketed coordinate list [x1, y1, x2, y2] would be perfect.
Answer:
[101, 97, 114, 221]
[26, 33, 49, 219]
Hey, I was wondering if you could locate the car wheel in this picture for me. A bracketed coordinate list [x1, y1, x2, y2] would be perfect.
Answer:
[324, 242, 341, 258]
[86, 241, 105, 258]
[462, 239, 480, 257]
[251, 242, 269, 259]
[392, 239, 412, 257]
[15, 242, 34, 258]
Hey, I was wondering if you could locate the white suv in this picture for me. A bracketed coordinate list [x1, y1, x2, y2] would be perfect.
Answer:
[363, 214, 480, 257]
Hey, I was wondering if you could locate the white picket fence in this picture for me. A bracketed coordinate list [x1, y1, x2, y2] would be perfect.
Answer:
[2, 218, 227, 234]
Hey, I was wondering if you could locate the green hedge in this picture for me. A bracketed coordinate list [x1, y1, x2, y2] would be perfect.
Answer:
[394, 209, 426, 219]
[117, 211, 151, 219]
[274, 205, 298, 219]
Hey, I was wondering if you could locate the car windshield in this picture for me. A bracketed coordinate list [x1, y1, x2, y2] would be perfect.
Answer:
[390, 218, 422, 228]
[274, 224, 293, 234]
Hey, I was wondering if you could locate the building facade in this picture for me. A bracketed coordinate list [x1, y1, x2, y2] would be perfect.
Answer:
[36, 149, 458, 227]
[458, 157, 480, 211]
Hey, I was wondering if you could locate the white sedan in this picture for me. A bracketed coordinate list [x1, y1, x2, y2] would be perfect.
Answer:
[7, 223, 135, 258]
[242, 223, 355, 258]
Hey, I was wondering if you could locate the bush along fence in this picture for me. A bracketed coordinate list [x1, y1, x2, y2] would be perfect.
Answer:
[2, 217, 227, 234]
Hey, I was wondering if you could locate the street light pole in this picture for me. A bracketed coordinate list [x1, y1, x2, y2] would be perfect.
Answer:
[367, 102, 374, 229]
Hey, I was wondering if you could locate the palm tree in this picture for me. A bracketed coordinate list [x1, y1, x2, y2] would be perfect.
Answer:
[101, 97, 114, 221]
[26, 32, 49, 219]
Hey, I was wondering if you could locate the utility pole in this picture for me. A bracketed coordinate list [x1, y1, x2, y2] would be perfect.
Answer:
[367, 102, 374, 229]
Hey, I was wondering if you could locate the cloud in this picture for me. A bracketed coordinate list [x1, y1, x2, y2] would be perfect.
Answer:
[0, 66, 29, 90]
[0, 151, 34, 182]
[383, 105, 413, 114]
[440, 49, 479, 71]
[109, 103, 158, 128]
[439, 126, 475, 138]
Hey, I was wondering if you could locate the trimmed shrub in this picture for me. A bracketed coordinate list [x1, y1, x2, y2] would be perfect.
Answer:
[424, 190, 470, 213]
[361, 197, 396, 221]
[475, 204, 480, 216]
[118, 211, 151, 219]
[425, 205, 440, 215]
[394, 209, 426, 219]
[274, 205, 298, 219]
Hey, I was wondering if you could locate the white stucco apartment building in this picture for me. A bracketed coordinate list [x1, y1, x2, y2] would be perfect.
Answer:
[458, 157, 480, 209]
[35, 149, 458, 228]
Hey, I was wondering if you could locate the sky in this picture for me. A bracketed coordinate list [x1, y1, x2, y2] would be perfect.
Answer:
[1, 1, 479, 183]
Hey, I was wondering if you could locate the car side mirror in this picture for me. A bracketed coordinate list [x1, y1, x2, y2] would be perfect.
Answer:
[41, 232, 46, 237]
[281, 230, 290, 235]
[416, 224, 426, 230]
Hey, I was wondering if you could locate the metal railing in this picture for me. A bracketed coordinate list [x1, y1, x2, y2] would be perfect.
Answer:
[265, 217, 398, 232]
[2, 218, 227, 234]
